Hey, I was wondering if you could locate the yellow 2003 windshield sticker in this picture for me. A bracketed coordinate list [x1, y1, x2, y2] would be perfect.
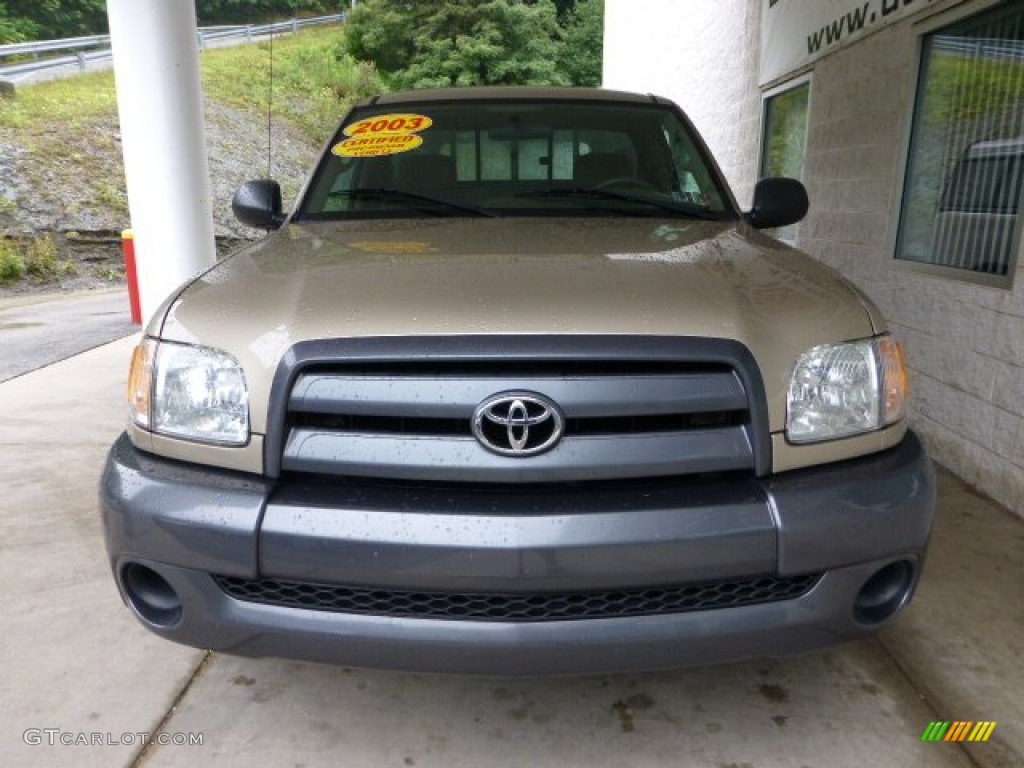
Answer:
[333, 113, 433, 158]
[343, 113, 432, 137]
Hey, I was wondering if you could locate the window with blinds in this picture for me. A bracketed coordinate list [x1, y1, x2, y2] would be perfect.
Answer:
[896, 1, 1024, 286]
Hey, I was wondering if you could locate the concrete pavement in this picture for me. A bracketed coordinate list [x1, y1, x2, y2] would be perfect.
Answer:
[0, 337, 1020, 768]
[0, 288, 136, 381]
[0, 336, 200, 768]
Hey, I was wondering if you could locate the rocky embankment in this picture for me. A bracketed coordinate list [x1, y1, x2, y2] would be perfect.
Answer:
[0, 99, 319, 297]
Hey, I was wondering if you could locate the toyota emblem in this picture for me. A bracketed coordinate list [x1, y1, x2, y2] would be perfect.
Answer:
[472, 392, 564, 457]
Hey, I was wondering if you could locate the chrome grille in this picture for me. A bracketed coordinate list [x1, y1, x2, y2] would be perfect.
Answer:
[282, 366, 754, 483]
[265, 337, 770, 482]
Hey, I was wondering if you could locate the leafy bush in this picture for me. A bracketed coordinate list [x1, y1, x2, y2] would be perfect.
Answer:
[0, 240, 26, 283]
[345, 0, 604, 88]
[23, 233, 58, 281]
[346, 0, 567, 88]
[195, 1, 338, 26]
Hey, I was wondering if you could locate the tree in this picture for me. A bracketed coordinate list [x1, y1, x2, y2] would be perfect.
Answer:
[194, 1, 342, 26]
[344, 1, 429, 74]
[4, 0, 107, 38]
[0, 1, 344, 41]
[345, 0, 568, 88]
[558, 0, 603, 86]
[0, 2, 37, 43]
[403, 0, 566, 88]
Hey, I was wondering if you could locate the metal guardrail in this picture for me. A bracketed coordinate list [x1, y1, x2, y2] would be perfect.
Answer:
[0, 13, 346, 80]
[0, 35, 109, 58]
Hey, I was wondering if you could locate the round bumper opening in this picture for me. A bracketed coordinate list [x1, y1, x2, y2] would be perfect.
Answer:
[854, 560, 914, 625]
[121, 562, 183, 628]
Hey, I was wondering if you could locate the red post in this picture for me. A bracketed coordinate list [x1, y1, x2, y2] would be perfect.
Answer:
[122, 229, 142, 325]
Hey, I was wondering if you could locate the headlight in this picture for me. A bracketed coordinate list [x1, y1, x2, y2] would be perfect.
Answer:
[128, 339, 250, 446]
[786, 335, 907, 443]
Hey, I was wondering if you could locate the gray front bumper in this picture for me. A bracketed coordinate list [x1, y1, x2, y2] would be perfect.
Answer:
[100, 431, 935, 676]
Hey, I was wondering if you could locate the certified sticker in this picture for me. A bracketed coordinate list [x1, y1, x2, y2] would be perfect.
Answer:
[348, 240, 438, 254]
[332, 113, 433, 158]
[333, 133, 423, 158]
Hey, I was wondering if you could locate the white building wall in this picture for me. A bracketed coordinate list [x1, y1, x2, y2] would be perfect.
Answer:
[603, 0, 763, 205]
[802, 13, 1024, 516]
[604, 0, 1024, 515]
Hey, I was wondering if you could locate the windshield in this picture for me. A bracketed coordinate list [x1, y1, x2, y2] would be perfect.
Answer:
[296, 99, 736, 221]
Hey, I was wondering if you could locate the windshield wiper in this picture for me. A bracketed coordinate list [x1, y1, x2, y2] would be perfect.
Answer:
[327, 188, 498, 217]
[516, 187, 722, 220]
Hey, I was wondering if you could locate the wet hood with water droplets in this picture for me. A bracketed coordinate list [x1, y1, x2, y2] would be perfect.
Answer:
[157, 217, 877, 433]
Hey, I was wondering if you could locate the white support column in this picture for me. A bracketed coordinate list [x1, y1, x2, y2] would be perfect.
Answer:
[106, 0, 217, 325]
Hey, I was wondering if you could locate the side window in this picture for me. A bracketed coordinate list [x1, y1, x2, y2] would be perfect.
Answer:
[760, 79, 810, 241]
[480, 131, 513, 181]
[455, 131, 477, 181]
[551, 131, 574, 179]
[454, 129, 609, 182]
[455, 130, 567, 181]
[896, 1, 1024, 284]
[518, 136, 556, 181]
[578, 130, 635, 158]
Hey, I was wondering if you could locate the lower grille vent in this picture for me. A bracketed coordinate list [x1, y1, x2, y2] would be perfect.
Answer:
[214, 573, 820, 622]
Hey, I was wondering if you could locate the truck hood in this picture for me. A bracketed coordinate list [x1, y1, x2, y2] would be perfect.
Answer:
[158, 217, 876, 433]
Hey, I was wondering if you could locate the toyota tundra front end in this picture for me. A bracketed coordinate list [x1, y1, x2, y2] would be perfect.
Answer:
[100, 87, 934, 675]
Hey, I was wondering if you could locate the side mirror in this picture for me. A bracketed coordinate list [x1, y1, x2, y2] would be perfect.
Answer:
[232, 180, 285, 229]
[746, 177, 809, 230]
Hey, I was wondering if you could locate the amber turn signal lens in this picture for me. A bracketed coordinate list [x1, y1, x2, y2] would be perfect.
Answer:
[127, 339, 156, 429]
[878, 336, 908, 426]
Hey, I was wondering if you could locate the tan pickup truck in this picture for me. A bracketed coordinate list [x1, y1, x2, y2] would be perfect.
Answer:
[101, 87, 934, 675]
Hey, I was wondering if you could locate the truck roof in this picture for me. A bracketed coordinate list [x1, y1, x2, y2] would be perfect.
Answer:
[363, 86, 668, 108]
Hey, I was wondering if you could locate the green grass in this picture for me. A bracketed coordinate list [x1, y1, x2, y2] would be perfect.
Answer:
[95, 180, 128, 213]
[923, 54, 1024, 126]
[0, 25, 383, 145]
[0, 70, 118, 133]
[200, 25, 383, 143]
